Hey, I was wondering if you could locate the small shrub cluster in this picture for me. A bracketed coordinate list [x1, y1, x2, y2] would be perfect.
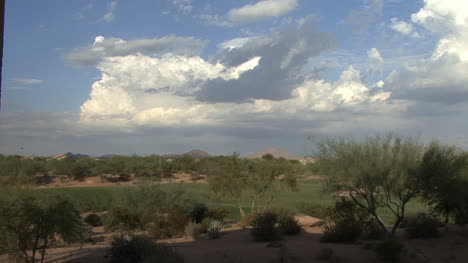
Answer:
[250, 212, 281, 242]
[273, 209, 301, 235]
[110, 235, 183, 263]
[84, 213, 103, 227]
[206, 220, 223, 239]
[320, 198, 376, 243]
[205, 207, 229, 222]
[405, 213, 442, 239]
[189, 203, 208, 223]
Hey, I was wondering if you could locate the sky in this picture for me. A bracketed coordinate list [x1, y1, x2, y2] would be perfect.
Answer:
[1, 0, 468, 157]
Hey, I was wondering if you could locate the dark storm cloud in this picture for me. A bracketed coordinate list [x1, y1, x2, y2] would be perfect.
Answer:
[195, 24, 335, 103]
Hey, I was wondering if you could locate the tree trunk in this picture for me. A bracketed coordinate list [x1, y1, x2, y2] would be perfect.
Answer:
[40, 239, 48, 263]
[371, 212, 389, 234]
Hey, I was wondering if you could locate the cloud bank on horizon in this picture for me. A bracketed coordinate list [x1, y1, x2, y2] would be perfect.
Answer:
[2, 0, 468, 156]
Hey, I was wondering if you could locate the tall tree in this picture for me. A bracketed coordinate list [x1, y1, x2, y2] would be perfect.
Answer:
[315, 134, 425, 234]
[419, 142, 468, 224]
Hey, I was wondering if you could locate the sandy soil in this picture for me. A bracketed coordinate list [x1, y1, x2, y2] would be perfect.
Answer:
[33, 173, 324, 189]
[3, 225, 464, 263]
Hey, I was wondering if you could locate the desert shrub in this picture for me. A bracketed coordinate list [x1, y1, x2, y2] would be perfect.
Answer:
[279, 216, 301, 235]
[363, 219, 386, 240]
[184, 222, 202, 238]
[206, 207, 230, 221]
[374, 238, 405, 263]
[106, 185, 194, 234]
[320, 198, 369, 243]
[207, 220, 223, 239]
[189, 203, 208, 223]
[240, 212, 257, 228]
[455, 210, 468, 225]
[199, 218, 212, 234]
[166, 207, 190, 237]
[316, 247, 334, 261]
[405, 213, 442, 239]
[84, 213, 103, 227]
[273, 209, 301, 235]
[110, 235, 183, 263]
[321, 220, 363, 244]
[105, 207, 141, 231]
[250, 212, 281, 242]
[146, 218, 173, 240]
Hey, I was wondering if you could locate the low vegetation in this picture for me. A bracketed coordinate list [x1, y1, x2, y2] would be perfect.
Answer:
[404, 213, 442, 239]
[0, 189, 86, 263]
[1, 133, 468, 262]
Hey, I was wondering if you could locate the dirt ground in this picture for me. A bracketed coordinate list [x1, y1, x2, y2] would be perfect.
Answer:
[2, 225, 463, 263]
[33, 173, 324, 189]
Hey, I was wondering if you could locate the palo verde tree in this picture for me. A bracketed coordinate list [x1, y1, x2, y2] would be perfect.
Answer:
[208, 153, 297, 217]
[315, 134, 425, 235]
[0, 190, 86, 263]
[419, 141, 468, 224]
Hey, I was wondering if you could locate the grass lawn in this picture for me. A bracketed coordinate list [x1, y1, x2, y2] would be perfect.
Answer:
[39, 180, 428, 224]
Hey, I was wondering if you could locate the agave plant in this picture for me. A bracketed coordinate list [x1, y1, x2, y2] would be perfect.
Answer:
[207, 219, 223, 239]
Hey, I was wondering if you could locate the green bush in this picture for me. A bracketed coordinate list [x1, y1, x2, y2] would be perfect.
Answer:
[189, 203, 208, 223]
[321, 221, 363, 243]
[405, 213, 442, 239]
[250, 212, 281, 242]
[274, 209, 301, 235]
[199, 218, 212, 234]
[166, 207, 190, 237]
[0, 190, 86, 262]
[206, 207, 229, 221]
[110, 235, 183, 263]
[320, 198, 369, 243]
[279, 216, 301, 235]
[374, 238, 405, 263]
[105, 185, 194, 235]
[84, 213, 103, 227]
[363, 219, 386, 240]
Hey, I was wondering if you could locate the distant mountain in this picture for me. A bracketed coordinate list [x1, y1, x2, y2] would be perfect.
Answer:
[49, 152, 90, 160]
[247, 148, 298, 160]
[98, 154, 119, 159]
[184, 149, 211, 158]
[163, 149, 211, 159]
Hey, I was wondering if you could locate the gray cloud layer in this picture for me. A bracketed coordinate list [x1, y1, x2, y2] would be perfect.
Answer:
[65, 36, 206, 66]
[196, 25, 335, 102]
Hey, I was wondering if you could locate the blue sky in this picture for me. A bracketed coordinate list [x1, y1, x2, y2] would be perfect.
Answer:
[2, 0, 468, 156]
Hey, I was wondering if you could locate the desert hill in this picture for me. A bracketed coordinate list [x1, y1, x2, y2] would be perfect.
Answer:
[247, 148, 298, 160]
[49, 152, 90, 160]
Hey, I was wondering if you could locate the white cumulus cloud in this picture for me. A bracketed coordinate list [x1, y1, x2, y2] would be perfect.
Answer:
[228, 0, 298, 24]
